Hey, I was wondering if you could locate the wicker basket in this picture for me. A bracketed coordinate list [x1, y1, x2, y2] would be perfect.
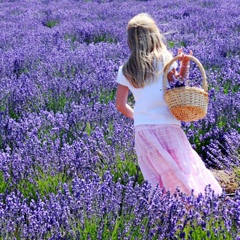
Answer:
[163, 55, 209, 122]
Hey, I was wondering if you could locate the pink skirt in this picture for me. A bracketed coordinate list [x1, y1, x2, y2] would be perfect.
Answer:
[135, 124, 222, 196]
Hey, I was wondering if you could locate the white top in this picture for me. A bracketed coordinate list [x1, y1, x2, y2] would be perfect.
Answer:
[116, 58, 181, 127]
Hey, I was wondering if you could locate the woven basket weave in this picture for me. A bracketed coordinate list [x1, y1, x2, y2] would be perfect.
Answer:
[163, 55, 209, 122]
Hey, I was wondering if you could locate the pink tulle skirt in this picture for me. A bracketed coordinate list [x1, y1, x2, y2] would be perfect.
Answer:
[134, 124, 222, 196]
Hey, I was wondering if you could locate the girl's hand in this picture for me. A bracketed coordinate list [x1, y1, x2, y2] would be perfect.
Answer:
[177, 49, 193, 80]
[116, 84, 134, 119]
[178, 48, 193, 65]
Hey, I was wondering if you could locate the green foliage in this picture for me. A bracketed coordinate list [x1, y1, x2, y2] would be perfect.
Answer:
[66, 210, 152, 240]
[112, 155, 144, 185]
[85, 122, 93, 136]
[168, 41, 175, 49]
[93, 35, 117, 44]
[8, 107, 20, 120]
[45, 20, 59, 28]
[233, 167, 240, 181]
[95, 151, 144, 186]
[180, 41, 187, 47]
[64, 34, 77, 43]
[0, 104, 5, 112]
[99, 90, 116, 104]
[0, 172, 8, 193]
[36, 171, 66, 197]
[223, 80, 239, 94]
[14, 169, 68, 201]
[182, 216, 235, 240]
[84, 34, 117, 45]
[46, 93, 67, 113]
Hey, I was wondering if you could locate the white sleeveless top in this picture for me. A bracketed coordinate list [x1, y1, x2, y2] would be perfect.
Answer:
[116, 58, 181, 127]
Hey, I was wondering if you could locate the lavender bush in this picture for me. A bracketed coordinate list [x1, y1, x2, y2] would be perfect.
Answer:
[0, 0, 239, 239]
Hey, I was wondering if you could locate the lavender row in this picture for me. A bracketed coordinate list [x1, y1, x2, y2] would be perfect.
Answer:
[0, 96, 238, 188]
[0, 171, 239, 239]
[0, 0, 238, 186]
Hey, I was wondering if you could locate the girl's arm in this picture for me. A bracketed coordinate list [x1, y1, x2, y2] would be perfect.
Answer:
[116, 84, 134, 119]
[167, 68, 177, 82]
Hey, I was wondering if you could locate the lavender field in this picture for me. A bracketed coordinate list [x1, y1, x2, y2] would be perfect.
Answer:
[0, 0, 239, 239]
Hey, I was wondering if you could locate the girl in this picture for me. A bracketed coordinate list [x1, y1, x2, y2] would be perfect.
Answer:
[116, 13, 222, 197]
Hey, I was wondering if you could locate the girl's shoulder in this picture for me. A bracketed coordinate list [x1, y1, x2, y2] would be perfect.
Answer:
[116, 65, 129, 87]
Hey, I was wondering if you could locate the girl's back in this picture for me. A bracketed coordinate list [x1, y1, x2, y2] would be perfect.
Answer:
[117, 59, 180, 127]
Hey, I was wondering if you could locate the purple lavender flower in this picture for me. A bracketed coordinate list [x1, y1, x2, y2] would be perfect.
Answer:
[0, 0, 239, 238]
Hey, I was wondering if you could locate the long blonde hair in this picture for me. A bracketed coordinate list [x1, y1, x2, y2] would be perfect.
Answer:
[123, 13, 172, 88]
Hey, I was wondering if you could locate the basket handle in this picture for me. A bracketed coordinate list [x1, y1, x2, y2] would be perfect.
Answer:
[163, 55, 208, 92]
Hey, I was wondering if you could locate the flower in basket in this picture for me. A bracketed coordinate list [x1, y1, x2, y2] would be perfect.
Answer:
[167, 79, 186, 90]
[167, 78, 203, 91]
